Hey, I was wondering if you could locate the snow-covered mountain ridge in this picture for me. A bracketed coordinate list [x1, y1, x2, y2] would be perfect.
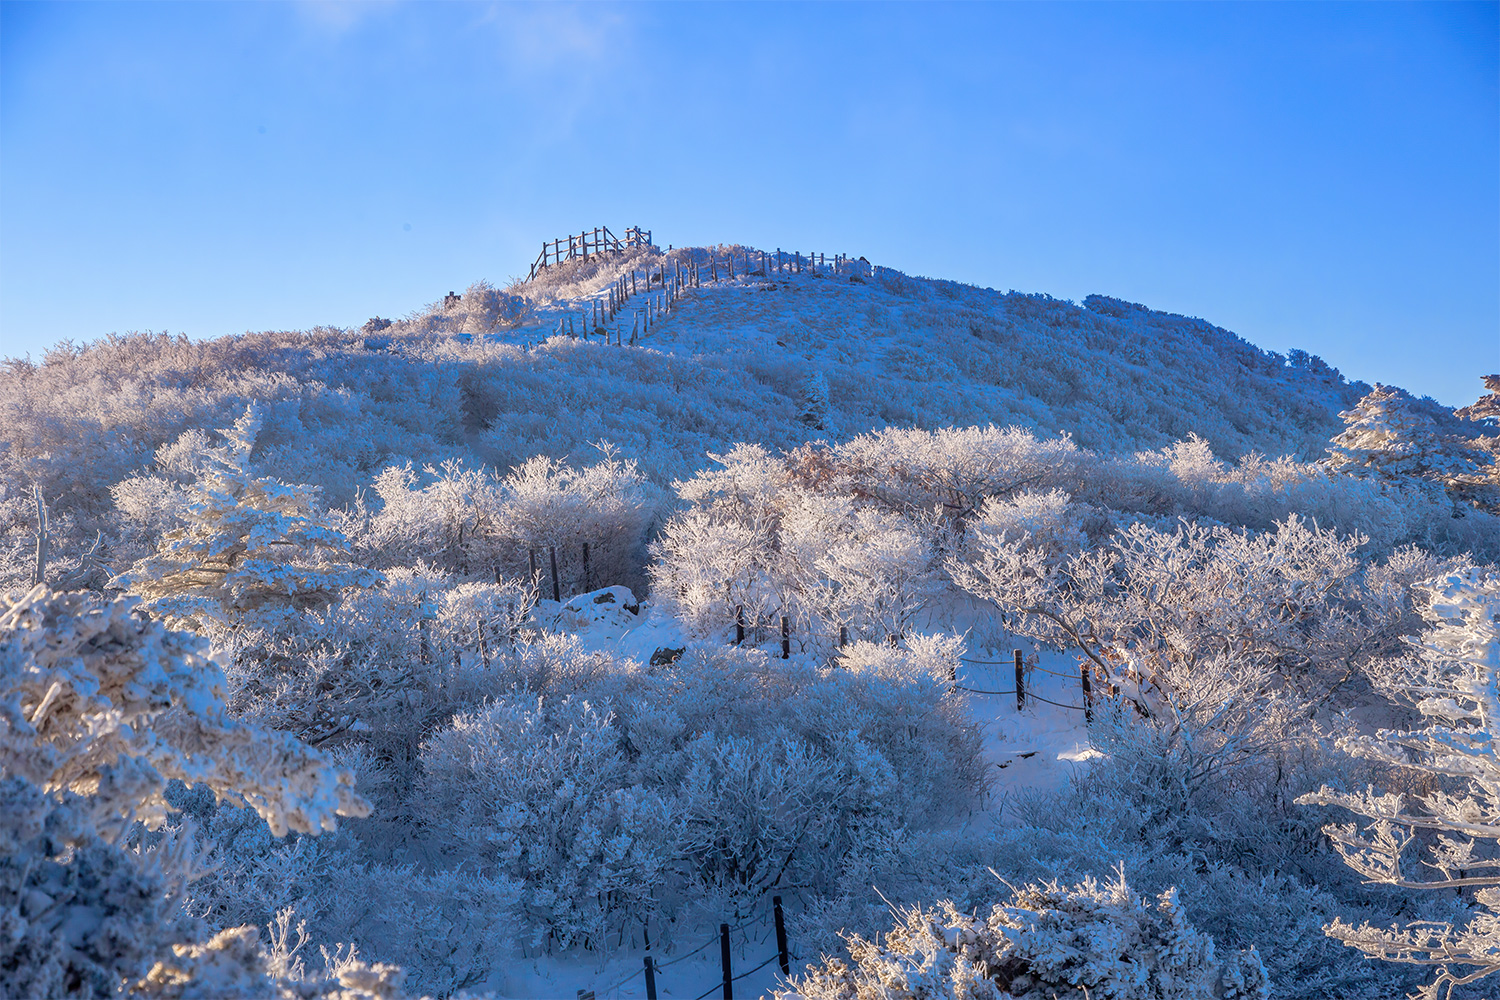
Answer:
[0, 241, 1374, 524]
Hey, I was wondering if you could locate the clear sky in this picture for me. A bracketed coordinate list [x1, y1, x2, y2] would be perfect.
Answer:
[2, 1, 1495, 405]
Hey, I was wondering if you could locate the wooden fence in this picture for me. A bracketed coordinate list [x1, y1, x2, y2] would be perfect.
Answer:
[528, 226, 653, 281]
[536, 243, 870, 350]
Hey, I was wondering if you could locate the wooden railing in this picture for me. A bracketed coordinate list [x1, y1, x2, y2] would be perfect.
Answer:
[527, 226, 652, 281]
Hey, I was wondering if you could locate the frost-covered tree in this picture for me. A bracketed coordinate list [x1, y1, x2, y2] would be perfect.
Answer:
[0, 585, 370, 996]
[1326, 385, 1499, 516]
[778, 868, 1268, 1000]
[653, 446, 946, 646]
[118, 405, 378, 634]
[1299, 569, 1500, 999]
[1456, 375, 1500, 428]
[361, 447, 651, 594]
[951, 511, 1381, 703]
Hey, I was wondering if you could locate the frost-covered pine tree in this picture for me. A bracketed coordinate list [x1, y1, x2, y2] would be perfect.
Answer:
[1325, 385, 1498, 515]
[1456, 374, 1500, 427]
[118, 405, 379, 633]
[0, 585, 374, 997]
[1299, 569, 1500, 999]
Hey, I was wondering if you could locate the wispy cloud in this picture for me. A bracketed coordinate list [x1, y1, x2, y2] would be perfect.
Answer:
[294, 0, 403, 36]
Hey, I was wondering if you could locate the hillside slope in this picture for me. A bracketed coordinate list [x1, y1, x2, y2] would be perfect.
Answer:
[1, 242, 1376, 578]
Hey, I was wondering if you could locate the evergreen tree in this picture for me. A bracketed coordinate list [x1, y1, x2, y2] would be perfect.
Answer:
[118, 405, 378, 633]
[1300, 569, 1500, 999]
[1326, 385, 1499, 515]
[0, 585, 373, 996]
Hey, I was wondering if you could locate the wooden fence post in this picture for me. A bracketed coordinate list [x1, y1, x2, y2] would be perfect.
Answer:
[1081, 662, 1094, 721]
[31, 485, 48, 587]
[644, 956, 657, 1000]
[839, 625, 848, 648]
[736, 605, 745, 645]
[1014, 649, 1025, 711]
[549, 546, 561, 603]
[582, 542, 591, 591]
[774, 896, 791, 976]
[719, 923, 734, 1000]
[782, 616, 790, 659]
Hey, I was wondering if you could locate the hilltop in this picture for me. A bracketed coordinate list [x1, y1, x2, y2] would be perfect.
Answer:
[1, 242, 1371, 525]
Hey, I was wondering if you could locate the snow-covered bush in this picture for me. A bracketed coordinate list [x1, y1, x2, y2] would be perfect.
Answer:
[421, 695, 677, 950]
[829, 424, 1086, 523]
[133, 919, 410, 1000]
[361, 447, 653, 595]
[652, 444, 947, 647]
[1326, 385, 1499, 515]
[409, 635, 982, 951]
[951, 513, 1396, 703]
[362, 460, 505, 577]
[968, 489, 1093, 566]
[1299, 568, 1500, 999]
[216, 566, 536, 766]
[780, 869, 1268, 1000]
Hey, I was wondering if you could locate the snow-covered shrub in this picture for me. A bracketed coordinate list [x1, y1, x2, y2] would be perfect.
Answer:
[361, 448, 653, 595]
[968, 489, 1092, 565]
[952, 513, 1394, 701]
[785, 498, 944, 644]
[652, 444, 948, 647]
[495, 446, 653, 593]
[420, 694, 676, 951]
[408, 635, 982, 951]
[829, 424, 1086, 522]
[362, 460, 505, 577]
[458, 279, 531, 335]
[134, 919, 411, 1000]
[1299, 568, 1500, 999]
[780, 869, 1268, 1000]
[217, 567, 537, 772]
[798, 369, 831, 431]
[435, 579, 534, 665]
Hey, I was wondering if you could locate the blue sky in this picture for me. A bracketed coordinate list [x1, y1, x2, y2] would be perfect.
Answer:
[2, 1, 1495, 406]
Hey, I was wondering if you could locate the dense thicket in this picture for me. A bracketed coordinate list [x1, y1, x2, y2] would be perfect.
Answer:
[4, 245, 1499, 998]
